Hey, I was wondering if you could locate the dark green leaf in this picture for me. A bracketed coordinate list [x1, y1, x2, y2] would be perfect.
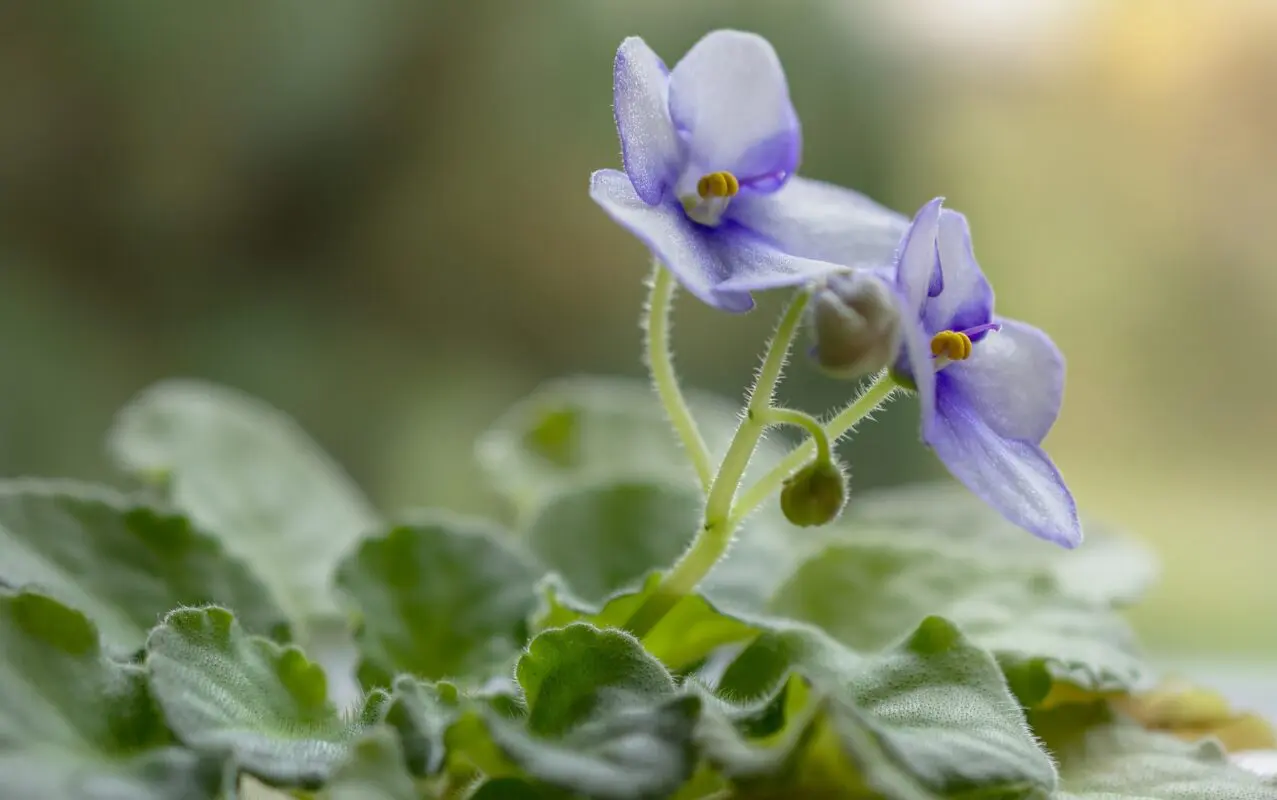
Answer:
[145, 606, 388, 787]
[719, 616, 1058, 797]
[0, 590, 227, 799]
[108, 379, 378, 622]
[1036, 703, 1277, 799]
[532, 574, 758, 673]
[466, 623, 701, 799]
[382, 677, 459, 776]
[0, 479, 289, 652]
[770, 537, 1149, 703]
[333, 515, 542, 687]
[525, 481, 699, 603]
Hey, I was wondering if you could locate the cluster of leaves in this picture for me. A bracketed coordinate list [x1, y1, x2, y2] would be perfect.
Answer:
[0, 376, 1272, 799]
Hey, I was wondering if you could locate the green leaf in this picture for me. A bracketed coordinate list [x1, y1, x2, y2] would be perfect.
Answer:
[323, 728, 418, 800]
[108, 379, 379, 622]
[1036, 704, 1277, 799]
[770, 536, 1149, 704]
[382, 677, 459, 776]
[843, 483, 1158, 607]
[333, 515, 542, 687]
[525, 481, 699, 604]
[0, 589, 228, 799]
[719, 616, 1059, 797]
[532, 574, 758, 673]
[0, 479, 290, 652]
[144, 606, 388, 787]
[474, 623, 700, 799]
[469, 777, 558, 799]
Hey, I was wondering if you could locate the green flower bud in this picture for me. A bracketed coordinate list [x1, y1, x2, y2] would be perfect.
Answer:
[808, 270, 902, 380]
[780, 458, 847, 527]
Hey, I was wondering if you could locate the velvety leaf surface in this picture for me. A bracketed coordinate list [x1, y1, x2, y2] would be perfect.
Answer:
[333, 515, 542, 687]
[532, 574, 759, 673]
[1037, 704, 1277, 799]
[382, 677, 459, 777]
[771, 537, 1148, 704]
[525, 480, 699, 603]
[483, 623, 700, 799]
[0, 590, 227, 799]
[322, 728, 418, 800]
[108, 379, 378, 621]
[0, 479, 289, 652]
[145, 606, 387, 787]
[719, 616, 1058, 797]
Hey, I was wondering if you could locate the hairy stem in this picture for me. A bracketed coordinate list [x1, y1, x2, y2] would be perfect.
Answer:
[625, 290, 811, 638]
[644, 263, 713, 494]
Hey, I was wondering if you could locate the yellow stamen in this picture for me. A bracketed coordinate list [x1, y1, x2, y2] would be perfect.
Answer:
[930, 330, 972, 361]
[696, 171, 740, 199]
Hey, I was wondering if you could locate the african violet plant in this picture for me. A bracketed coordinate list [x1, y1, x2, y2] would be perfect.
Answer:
[0, 28, 1272, 800]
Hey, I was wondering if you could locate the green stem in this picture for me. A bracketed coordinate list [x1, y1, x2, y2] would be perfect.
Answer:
[728, 371, 898, 529]
[645, 263, 714, 494]
[760, 407, 832, 466]
[625, 289, 812, 638]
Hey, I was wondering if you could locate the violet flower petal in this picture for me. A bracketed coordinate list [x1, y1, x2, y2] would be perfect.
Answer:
[728, 176, 909, 267]
[668, 30, 800, 187]
[710, 224, 847, 307]
[590, 168, 739, 309]
[928, 380, 1082, 548]
[613, 37, 683, 206]
[893, 198, 945, 316]
[925, 208, 995, 335]
[946, 317, 1064, 444]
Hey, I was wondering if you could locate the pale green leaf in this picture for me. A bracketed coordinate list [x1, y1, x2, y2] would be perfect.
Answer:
[323, 728, 417, 800]
[333, 515, 542, 688]
[145, 606, 387, 787]
[0, 479, 289, 652]
[108, 379, 378, 622]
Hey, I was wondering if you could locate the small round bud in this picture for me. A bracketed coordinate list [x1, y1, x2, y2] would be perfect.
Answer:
[808, 270, 902, 380]
[780, 459, 847, 527]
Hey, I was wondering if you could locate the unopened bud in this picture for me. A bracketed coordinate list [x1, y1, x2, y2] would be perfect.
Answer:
[780, 459, 847, 527]
[808, 270, 902, 380]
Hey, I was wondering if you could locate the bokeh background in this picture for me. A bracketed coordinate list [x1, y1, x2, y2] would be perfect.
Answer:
[1, 0, 1274, 667]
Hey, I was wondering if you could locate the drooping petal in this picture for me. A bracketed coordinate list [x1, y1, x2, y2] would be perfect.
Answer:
[923, 208, 995, 335]
[613, 37, 683, 205]
[894, 305, 938, 434]
[893, 198, 944, 316]
[728, 176, 908, 268]
[668, 30, 800, 188]
[708, 224, 846, 309]
[590, 169, 737, 309]
[946, 317, 1064, 444]
[928, 382, 1082, 547]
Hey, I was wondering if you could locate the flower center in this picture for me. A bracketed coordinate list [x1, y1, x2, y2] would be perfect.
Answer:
[680, 170, 739, 227]
[930, 322, 1001, 369]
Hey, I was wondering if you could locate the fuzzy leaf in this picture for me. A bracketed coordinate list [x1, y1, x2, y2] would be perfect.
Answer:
[1037, 704, 1277, 799]
[719, 616, 1058, 797]
[323, 728, 417, 800]
[0, 479, 289, 652]
[771, 536, 1149, 704]
[145, 606, 387, 787]
[0, 590, 227, 799]
[470, 623, 700, 799]
[334, 515, 542, 688]
[382, 677, 460, 776]
[108, 379, 378, 621]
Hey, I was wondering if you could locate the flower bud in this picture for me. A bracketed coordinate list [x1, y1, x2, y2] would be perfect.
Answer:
[780, 459, 847, 527]
[808, 270, 902, 380]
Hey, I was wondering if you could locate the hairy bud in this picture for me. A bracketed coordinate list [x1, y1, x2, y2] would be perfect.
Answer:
[780, 459, 847, 527]
[808, 270, 902, 380]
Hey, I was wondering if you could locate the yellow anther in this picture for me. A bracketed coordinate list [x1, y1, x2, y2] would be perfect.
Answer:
[930, 330, 972, 361]
[696, 171, 740, 199]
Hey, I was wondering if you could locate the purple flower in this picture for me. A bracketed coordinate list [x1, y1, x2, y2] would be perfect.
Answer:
[888, 198, 1082, 548]
[591, 30, 906, 312]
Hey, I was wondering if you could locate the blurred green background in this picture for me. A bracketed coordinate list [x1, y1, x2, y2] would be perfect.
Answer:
[1, 0, 1274, 657]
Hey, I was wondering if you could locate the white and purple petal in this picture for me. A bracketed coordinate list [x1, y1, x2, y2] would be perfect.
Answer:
[728, 176, 909, 269]
[924, 209, 995, 335]
[928, 382, 1082, 548]
[668, 30, 800, 189]
[613, 37, 683, 206]
[893, 198, 945, 316]
[944, 317, 1064, 444]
